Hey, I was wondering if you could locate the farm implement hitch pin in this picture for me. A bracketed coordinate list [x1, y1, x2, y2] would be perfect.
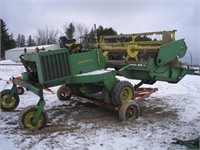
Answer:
[32, 98, 46, 124]
[172, 137, 199, 149]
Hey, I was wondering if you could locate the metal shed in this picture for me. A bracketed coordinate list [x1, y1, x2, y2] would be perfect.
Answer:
[5, 44, 60, 62]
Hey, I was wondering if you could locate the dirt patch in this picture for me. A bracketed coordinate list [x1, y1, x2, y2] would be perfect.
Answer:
[19, 97, 179, 136]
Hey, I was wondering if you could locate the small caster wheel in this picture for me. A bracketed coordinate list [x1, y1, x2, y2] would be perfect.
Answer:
[57, 85, 72, 101]
[119, 101, 139, 121]
[18, 105, 48, 130]
[17, 87, 25, 95]
[0, 89, 19, 111]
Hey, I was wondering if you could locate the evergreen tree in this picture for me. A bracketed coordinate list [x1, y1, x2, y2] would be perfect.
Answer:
[9, 34, 16, 48]
[10, 33, 14, 40]
[31, 39, 36, 46]
[27, 35, 32, 46]
[20, 34, 25, 47]
[16, 34, 21, 47]
[37, 38, 41, 46]
[88, 25, 117, 42]
[135, 35, 152, 41]
[0, 19, 16, 59]
[96, 25, 117, 37]
[65, 22, 75, 39]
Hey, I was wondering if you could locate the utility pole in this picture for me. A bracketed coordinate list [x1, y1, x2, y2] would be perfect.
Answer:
[187, 51, 192, 66]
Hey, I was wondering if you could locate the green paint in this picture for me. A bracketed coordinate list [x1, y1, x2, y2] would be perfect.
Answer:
[7, 85, 17, 103]
[32, 99, 46, 124]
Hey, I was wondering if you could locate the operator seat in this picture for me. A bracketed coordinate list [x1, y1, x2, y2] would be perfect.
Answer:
[59, 36, 76, 48]
[59, 36, 82, 54]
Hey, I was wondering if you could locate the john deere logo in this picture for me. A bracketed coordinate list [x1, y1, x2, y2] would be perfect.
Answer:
[78, 58, 93, 64]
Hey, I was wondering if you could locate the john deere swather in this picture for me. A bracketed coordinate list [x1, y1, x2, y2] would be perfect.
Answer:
[0, 30, 196, 132]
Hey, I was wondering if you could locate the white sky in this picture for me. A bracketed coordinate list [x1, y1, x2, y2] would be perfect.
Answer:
[1, 0, 200, 64]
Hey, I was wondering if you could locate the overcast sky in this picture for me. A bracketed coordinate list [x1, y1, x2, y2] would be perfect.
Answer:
[1, 0, 200, 64]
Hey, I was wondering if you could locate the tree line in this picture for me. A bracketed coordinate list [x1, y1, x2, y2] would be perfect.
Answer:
[0, 19, 117, 59]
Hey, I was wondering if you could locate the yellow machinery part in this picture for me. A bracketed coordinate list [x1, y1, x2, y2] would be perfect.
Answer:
[126, 45, 139, 61]
[79, 86, 86, 93]
[103, 51, 109, 60]
[99, 45, 160, 52]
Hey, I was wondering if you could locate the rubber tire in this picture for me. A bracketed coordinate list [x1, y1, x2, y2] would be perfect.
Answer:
[17, 87, 25, 95]
[0, 89, 19, 111]
[111, 81, 135, 106]
[70, 86, 84, 96]
[18, 105, 48, 130]
[102, 88, 111, 104]
[57, 85, 72, 101]
[119, 101, 139, 121]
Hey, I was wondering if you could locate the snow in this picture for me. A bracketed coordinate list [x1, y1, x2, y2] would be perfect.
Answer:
[75, 69, 110, 76]
[0, 60, 21, 65]
[0, 60, 200, 150]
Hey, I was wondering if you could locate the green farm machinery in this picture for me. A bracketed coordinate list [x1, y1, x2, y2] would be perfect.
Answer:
[0, 30, 196, 131]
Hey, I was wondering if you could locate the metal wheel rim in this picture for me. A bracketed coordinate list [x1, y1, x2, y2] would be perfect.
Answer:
[120, 87, 133, 103]
[1, 94, 16, 108]
[17, 88, 23, 94]
[24, 111, 43, 130]
[61, 92, 71, 98]
[60, 87, 71, 98]
[126, 106, 136, 120]
[79, 86, 86, 93]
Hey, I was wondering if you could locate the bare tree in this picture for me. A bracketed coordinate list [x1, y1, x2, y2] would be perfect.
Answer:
[49, 29, 59, 44]
[35, 26, 59, 45]
[36, 28, 45, 45]
[75, 23, 89, 43]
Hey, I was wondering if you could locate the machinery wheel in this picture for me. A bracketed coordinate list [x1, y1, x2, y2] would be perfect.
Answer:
[18, 105, 48, 130]
[0, 89, 19, 111]
[111, 81, 134, 106]
[57, 85, 72, 101]
[102, 88, 111, 104]
[119, 101, 139, 121]
[17, 87, 25, 95]
[71, 86, 84, 96]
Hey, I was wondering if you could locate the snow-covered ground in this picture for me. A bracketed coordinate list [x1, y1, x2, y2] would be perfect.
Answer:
[0, 61, 199, 150]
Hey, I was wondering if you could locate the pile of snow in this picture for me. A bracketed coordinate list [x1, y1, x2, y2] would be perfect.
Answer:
[0, 64, 199, 150]
[0, 60, 20, 65]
